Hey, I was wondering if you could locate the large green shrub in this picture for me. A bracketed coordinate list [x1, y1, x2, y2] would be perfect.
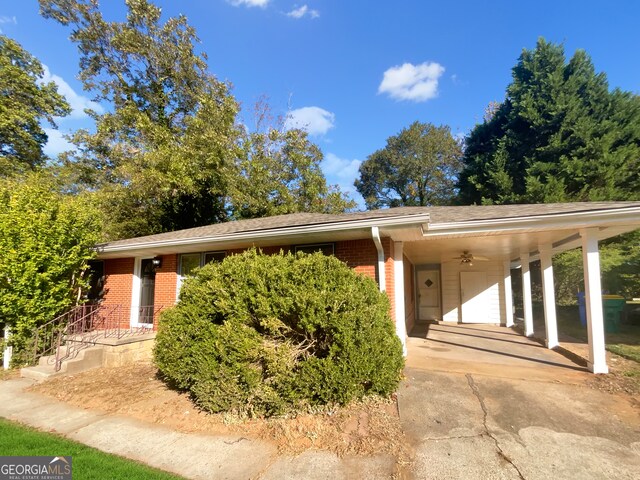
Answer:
[154, 249, 404, 416]
[0, 174, 101, 365]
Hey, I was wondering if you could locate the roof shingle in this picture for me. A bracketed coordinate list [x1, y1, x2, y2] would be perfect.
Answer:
[99, 201, 640, 249]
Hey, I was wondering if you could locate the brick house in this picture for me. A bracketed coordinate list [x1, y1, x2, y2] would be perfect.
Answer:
[95, 202, 640, 374]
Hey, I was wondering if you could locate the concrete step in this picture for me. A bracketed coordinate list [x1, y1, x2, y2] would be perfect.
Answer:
[38, 345, 71, 367]
[64, 346, 105, 374]
[20, 364, 62, 382]
[22, 345, 106, 382]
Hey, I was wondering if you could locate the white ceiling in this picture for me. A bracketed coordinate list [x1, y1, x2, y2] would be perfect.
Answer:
[398, 224, 637, 265]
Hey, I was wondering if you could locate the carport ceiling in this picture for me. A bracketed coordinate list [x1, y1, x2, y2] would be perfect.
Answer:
[401, 225, 633, 265]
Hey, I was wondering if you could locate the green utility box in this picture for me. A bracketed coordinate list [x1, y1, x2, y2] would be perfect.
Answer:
[602, 295, 626, 333]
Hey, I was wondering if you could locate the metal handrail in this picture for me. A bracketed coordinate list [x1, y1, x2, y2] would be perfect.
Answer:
[31, 304, 165, 371]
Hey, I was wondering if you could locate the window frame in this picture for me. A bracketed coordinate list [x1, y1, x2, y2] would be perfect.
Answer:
[177, 250, 227, 299]
[293, 243, 335, 255]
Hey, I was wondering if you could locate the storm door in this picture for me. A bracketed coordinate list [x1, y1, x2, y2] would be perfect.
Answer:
[139, 259, 156, 326]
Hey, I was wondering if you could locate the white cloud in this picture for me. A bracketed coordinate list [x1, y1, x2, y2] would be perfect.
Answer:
[453, 131, 466, 143]
[286, 5, 320, 19]
[41, 65, 104, 119]
[0, 15, 16, 32]
[378, 62, 445, 102]
[227, 0, 270, 7]
[322, 153, 364, 205]
[285, 106, 335, 136]
[43, 128, 74, 158]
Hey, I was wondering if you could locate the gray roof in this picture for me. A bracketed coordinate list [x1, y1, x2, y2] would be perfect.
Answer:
[99, 201, 640, 249]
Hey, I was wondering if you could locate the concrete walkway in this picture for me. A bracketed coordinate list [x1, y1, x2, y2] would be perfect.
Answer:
[400, 322, 640, 479]
[0, 378, 394, 480]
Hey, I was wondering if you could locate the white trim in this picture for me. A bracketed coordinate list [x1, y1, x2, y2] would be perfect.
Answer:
[503, 260, 514, 327]
[130, 257, 142, 327]
[581, 228, 608, 374]
[99, 214, 431, 254]
[175, 272, 182, 304]
[394, 241, 407, 356]
[3, 326, 12, 370]
[521, 251, 534, 337]
[130, 256, 155, 328]
[422, 207, 640, 237]
[371, 226, 386, 292]
[539, 245, 559, 349]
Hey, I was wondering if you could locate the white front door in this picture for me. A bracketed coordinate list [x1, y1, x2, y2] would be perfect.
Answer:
[460, 271, 489, 323]
[417, 269, 440, 321]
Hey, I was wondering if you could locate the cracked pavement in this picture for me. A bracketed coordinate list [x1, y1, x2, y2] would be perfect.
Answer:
[399, 323, 640, 480]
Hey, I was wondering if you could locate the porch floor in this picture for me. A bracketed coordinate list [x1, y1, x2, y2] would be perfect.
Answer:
[407, 322, 590, 381]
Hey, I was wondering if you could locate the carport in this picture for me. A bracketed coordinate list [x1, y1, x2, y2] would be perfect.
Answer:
[387, 202, 640, 374]
[406, 322, 588, 381]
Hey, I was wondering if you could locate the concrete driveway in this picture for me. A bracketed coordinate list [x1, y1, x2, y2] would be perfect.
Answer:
[399, 323, 640, 479]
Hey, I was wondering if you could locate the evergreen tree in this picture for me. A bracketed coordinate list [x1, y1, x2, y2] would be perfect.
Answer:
[459, 38, 640, 205]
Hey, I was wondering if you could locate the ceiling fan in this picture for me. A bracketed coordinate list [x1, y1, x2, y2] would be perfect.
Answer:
[454, 251, 489, 266]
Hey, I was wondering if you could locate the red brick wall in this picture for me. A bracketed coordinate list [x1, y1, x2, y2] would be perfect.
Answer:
[101, 237, 400, 330]
[334, 239, 378, 280]
[103, 258, 134, 307]
[383, 239, 395, 322]
[153, 254, 178, 328]
[102, 258, 134, 329]
[334, 238, 396, 323]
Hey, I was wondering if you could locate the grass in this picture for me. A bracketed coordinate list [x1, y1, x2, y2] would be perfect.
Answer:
[0, 418, 184, 480]
[524, 303, 640, 370]
[606, 344, 640, 363]
[553, 305, 640, 360]
[546, 305, 640, 378]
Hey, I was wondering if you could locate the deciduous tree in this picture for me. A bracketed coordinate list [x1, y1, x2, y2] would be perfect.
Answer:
[228, 100, 355, 218]
[40, 0, 238, 239]
[0, 35, 70, 176]
[355, 122, 463, 209]
[40, 0, 353, 238]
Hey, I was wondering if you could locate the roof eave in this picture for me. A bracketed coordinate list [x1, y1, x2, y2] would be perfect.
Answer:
[422, 207, 640, 238]
[97, 213, 432, 256]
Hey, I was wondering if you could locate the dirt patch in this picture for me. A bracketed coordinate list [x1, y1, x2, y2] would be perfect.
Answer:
[28, 361, 409, 462]
[585, 353, 640, 397]
[0, 369, 19, 381]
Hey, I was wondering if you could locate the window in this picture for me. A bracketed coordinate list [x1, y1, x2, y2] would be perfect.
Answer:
[178, 251, 226, 298]
[204, 251, 226, 264]
[179, 253, 201, 277]
[180, 251, 226, 276]
[294, 243, 335, 255]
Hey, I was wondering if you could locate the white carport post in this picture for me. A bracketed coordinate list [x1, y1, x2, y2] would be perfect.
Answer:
[580, 228, 608, 374]
[393, 241, 407, 356]
[2, 326, 11, 370]
[521, 251, 534, 337]
[503, 260, 514, 327]
[539, 245, 559, 349]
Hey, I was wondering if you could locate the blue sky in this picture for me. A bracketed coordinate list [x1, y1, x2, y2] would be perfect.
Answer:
[1, 0, 639, 206]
